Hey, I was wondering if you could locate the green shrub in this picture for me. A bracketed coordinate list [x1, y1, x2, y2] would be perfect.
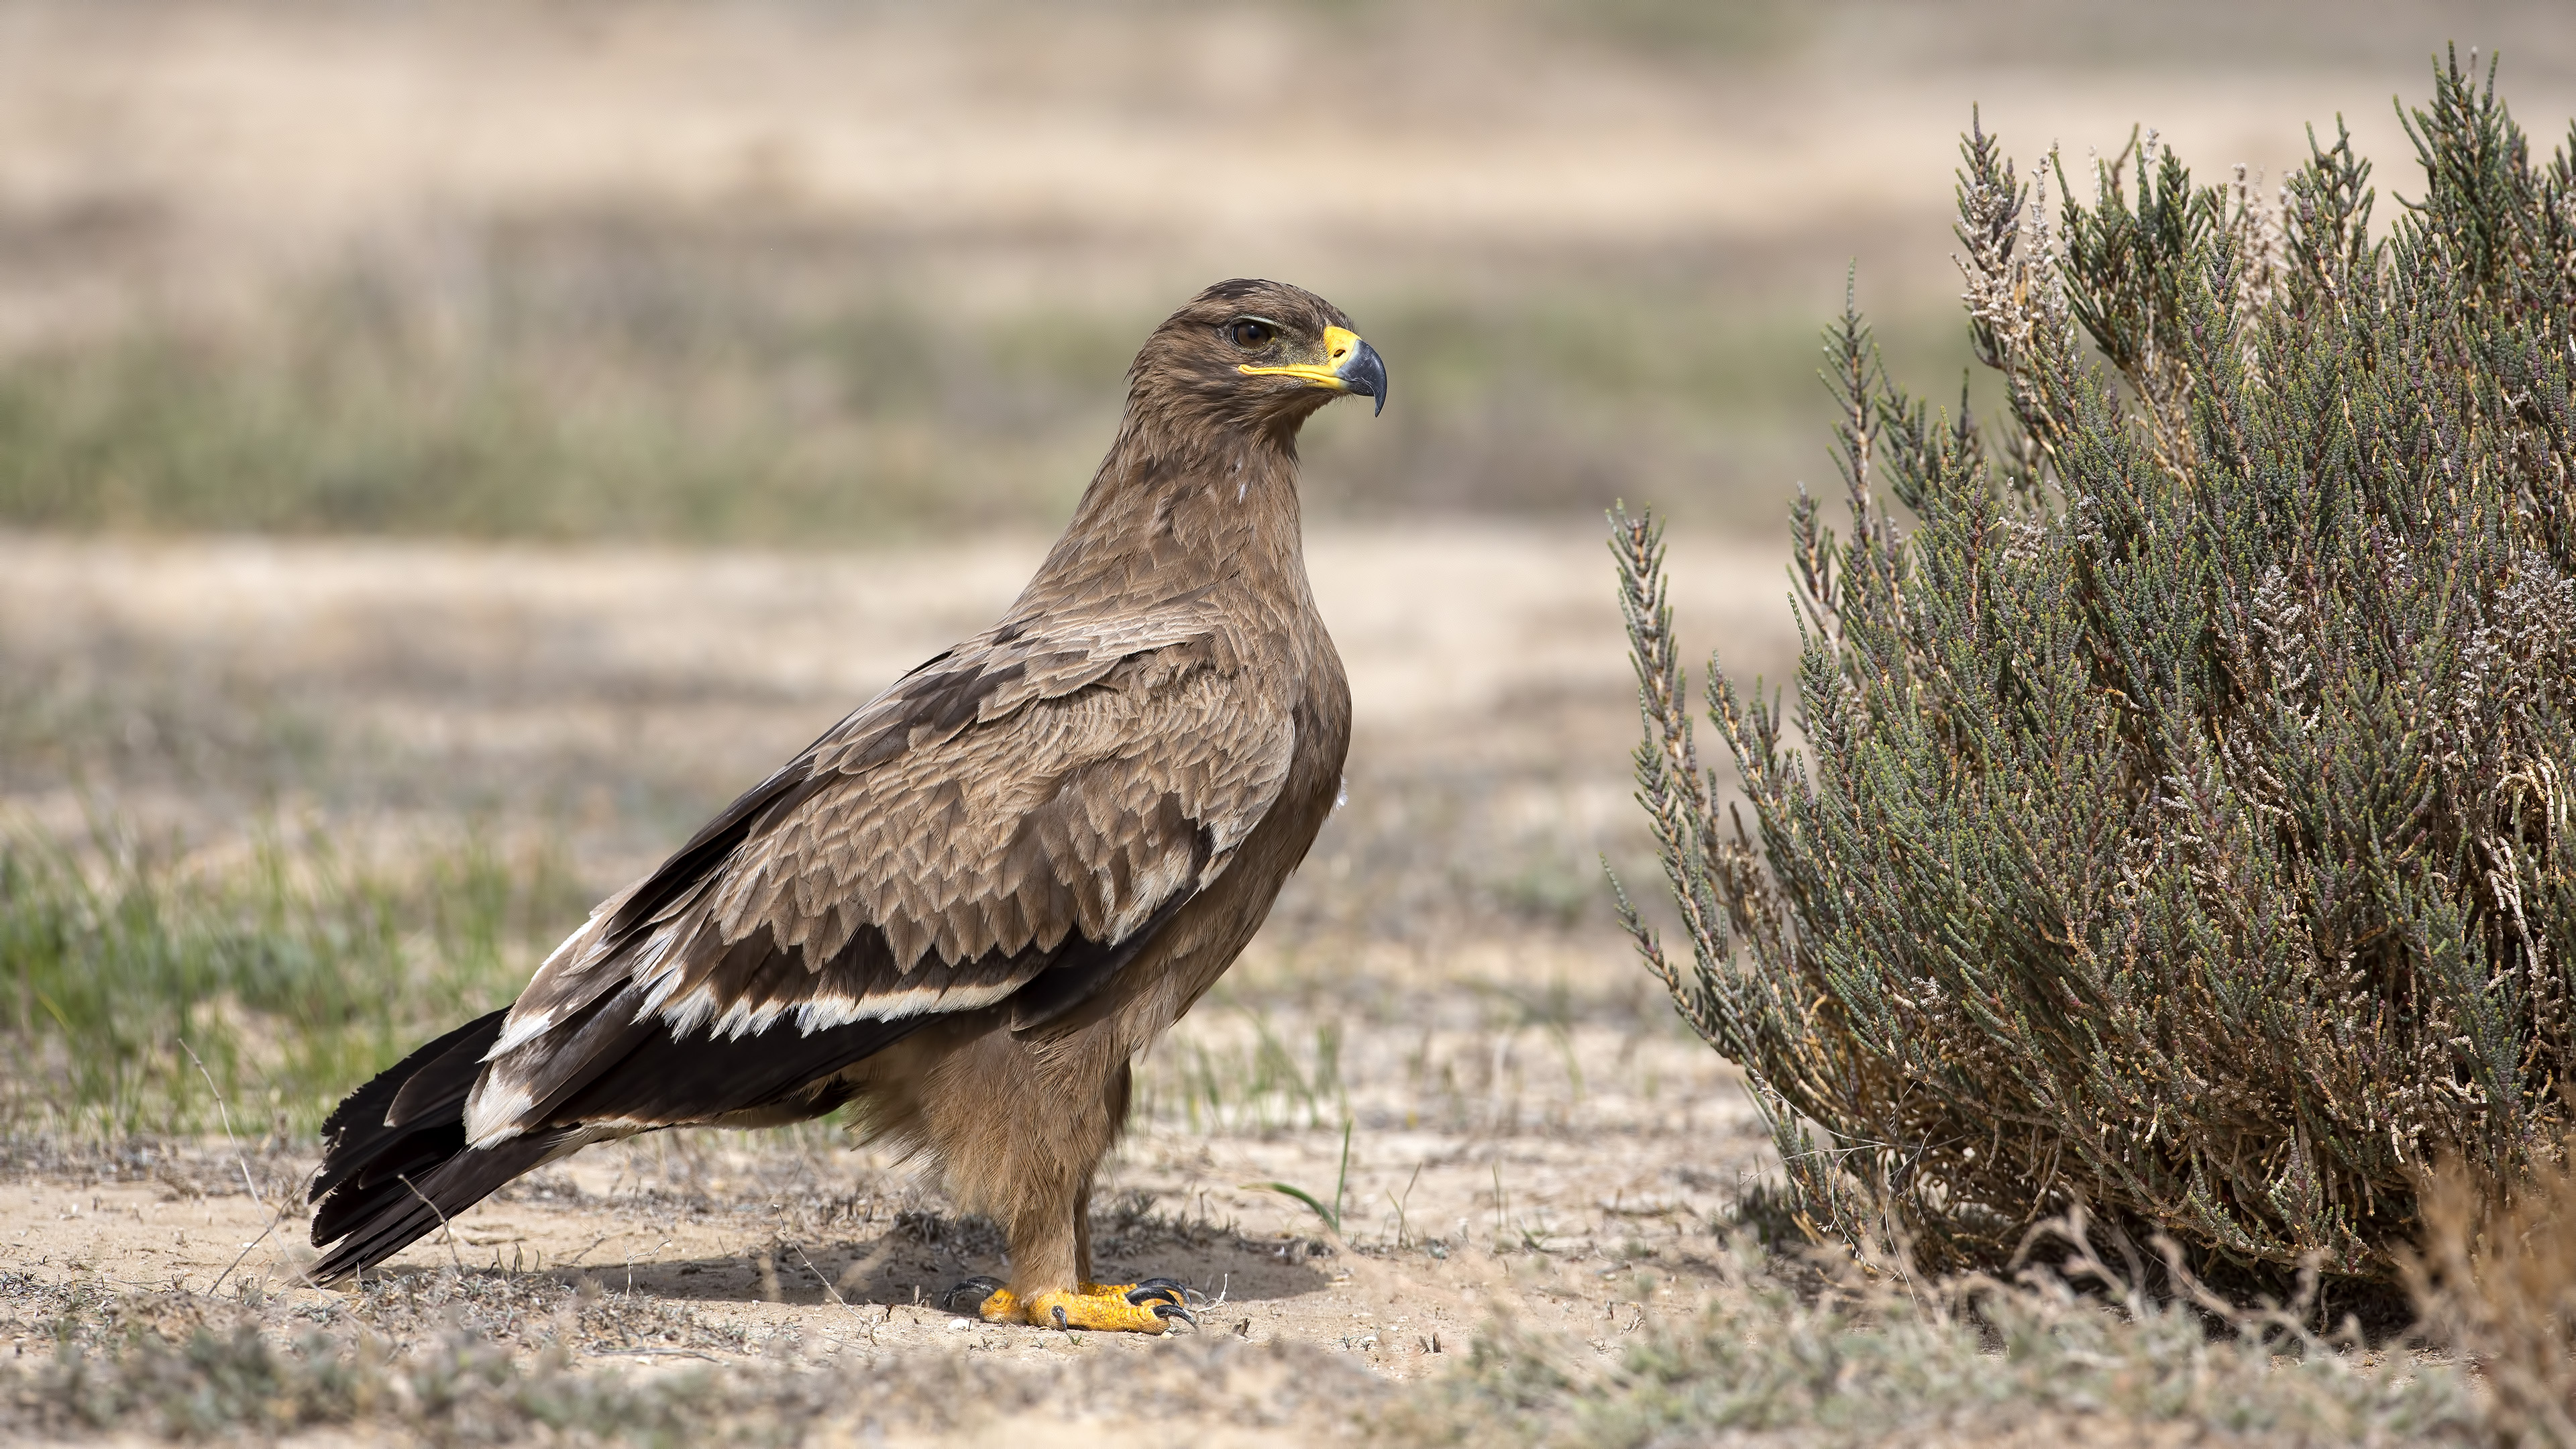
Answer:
[1617, 51, 2576, 1285]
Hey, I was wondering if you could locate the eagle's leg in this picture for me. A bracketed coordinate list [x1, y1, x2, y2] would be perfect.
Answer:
[967, 1179, 1190, 1330]
[921, 1034, 1188, 1332]
[1071, 1179, 1189, 1309]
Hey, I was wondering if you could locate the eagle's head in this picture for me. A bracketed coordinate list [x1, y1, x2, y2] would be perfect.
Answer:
[1129, 278, 1388, 437]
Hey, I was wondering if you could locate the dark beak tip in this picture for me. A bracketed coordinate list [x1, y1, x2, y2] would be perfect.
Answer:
[1341, 340, 1389, 417]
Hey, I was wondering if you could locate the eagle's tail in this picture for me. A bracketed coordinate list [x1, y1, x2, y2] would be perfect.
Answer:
[306, 1009, 568, 1283]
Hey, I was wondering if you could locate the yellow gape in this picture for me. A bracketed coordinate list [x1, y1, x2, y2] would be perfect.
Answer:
[1237, 325, 1367, 388]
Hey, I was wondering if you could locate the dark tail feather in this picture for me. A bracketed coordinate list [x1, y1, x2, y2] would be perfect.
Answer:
[309, 1008, 558, 1282]
[308, 1129, 571, 1283]
[312, 1010, 506, 1205]
[307, 1001, 927, 1282]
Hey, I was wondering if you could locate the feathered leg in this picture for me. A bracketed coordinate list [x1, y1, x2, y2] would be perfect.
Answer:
[917, 1032, 1186, 1332]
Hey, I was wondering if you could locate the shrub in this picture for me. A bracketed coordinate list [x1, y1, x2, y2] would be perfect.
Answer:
[1617, 50, 2576, 1286]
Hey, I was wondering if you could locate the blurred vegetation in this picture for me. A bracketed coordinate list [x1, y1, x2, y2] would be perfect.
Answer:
[1135, 1011, 1350, 1134]
[0, 816, 582, 1138]
[2410, 1136, 2576, 1448]
[1376, 0, 2576, 74]
[0, 216, 1964, 541]
[0, 233, 1124, 542]
[1621, 54, 2576, 1287]
[1394, 1221, 2479, 1447]
[6, 1, 2576, 547]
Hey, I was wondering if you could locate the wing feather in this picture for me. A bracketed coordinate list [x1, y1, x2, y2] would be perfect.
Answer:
[461, 606, 1293, 1146]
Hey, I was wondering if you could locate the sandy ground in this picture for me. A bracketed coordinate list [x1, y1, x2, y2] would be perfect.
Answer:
[0, 1093, 1769, 1385]
[0, 523, 1798, 1439]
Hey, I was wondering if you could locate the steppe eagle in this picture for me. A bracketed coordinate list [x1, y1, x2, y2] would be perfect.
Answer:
[307, 279, 1387, 1333]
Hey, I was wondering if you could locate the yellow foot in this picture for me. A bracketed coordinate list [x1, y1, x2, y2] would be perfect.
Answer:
[947, 1277, 1193, 1333]
[1082, 1277, 1189, 1307]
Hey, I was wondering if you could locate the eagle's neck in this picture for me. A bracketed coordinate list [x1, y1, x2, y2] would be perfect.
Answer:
[1014, 411, 1313, 618]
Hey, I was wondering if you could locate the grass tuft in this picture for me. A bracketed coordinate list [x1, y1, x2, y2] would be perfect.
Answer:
[0, 1271, 1380, 1444]
[2408, 1140, 2576, 1448]
[0, 815, 582, 1138]
[1391, 1223, 2480, 1448]
[1135, 1005, 1350, 1134]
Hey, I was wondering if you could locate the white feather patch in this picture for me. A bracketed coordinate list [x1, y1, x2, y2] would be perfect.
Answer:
[462, 1081, 535, 1149]
[486, 911, 647, 1059]
[651, 976, 1025, 1041]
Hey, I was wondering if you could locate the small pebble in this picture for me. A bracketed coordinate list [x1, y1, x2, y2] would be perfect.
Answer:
[949, 1318, 970, 1332]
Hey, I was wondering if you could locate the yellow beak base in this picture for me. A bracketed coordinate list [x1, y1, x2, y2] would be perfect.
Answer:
[1238, 325, 1366, 388]
[1237, 326, 1386, 414]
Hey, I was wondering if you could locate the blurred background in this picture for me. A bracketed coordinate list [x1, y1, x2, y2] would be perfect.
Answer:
[5, 0, 2572, 540]
[1, 0, 2571, 1151]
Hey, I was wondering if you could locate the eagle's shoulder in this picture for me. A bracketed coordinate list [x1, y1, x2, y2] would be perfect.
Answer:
[715, 604, 1293, 971]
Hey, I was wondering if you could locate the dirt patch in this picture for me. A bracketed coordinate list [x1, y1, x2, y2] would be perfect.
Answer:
[1, 1087, 1768, 1444]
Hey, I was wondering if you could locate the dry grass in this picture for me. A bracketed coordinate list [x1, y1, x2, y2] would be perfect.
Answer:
[0, 1212, 2497, 1448]
[1393, 1228, 2483, 1448]
[2409, 1147, 2576, 1448]
[3, 1271, 1379, 1445]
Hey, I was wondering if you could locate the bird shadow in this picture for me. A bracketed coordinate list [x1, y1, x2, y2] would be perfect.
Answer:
[615, 1208, 1337, 1310]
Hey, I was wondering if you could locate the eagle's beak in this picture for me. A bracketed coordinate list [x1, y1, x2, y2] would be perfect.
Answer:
[1334, 330, 1389, 417]
[1239, 325, 1389, 416]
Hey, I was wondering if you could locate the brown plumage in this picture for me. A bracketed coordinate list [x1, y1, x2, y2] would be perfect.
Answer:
[307, 280, 1384, 1331]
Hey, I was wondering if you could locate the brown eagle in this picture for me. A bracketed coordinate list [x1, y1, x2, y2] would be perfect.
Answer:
[307, 280, 1385, 1332]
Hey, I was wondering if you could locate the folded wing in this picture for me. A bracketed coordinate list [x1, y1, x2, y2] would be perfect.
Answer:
[308, 606, 1293, 1279]
[468, 606, 1293, 1144]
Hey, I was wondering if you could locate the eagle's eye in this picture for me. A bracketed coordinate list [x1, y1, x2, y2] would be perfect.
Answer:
[1227, 319, 1277, 350]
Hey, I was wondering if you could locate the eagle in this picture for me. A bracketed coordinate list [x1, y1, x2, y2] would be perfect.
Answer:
[306, 280, 1385, 1333]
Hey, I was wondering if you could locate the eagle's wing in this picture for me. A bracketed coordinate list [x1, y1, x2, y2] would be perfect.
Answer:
[455, 602, 1295, 1148]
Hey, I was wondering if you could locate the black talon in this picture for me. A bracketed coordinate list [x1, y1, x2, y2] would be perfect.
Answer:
[1051, 1305, 1069, 1328]
[1125, 1277, 1188, 1306]
[942, 1275, 1005, 1309]
[1151, 1301, 1195, 1330]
